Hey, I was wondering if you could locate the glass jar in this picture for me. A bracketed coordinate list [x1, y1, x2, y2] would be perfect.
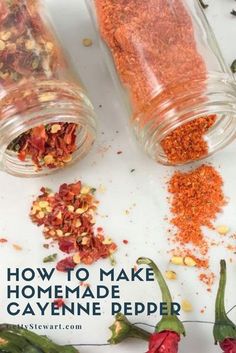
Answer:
[88, 0, 236, 165]
[0, 0, 96, 177]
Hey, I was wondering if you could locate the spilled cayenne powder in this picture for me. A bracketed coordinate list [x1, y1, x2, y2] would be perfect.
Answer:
[168, 164, 226, 288]
[95, 0, 217, 164]
[30, 181, 117, 271]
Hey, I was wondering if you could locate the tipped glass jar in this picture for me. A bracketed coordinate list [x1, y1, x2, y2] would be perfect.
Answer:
[0, 0, 96, 177]
[88, 0, 236, 165]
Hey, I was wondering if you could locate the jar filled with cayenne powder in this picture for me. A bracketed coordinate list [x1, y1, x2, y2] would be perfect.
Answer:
[0, 0, 96, 177]
[88, 0, 236, 165]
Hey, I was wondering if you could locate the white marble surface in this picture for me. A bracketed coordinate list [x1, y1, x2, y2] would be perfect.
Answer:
[1, 1, 236, 352]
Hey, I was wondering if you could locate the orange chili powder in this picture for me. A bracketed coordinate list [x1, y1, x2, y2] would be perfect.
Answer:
[161, 116, 217, 164]
[168, 164, 225, 271]
[95, 0, 215, 163]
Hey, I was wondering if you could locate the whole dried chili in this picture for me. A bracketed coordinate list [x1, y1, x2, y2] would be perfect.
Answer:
[30, 181, 117, 271]
[214, 260, 236, 353]
[95, 0, 217, 164]
[0, 0, 81, 171]
[168, 164, 225, 275]
[137, 258, 185, 353]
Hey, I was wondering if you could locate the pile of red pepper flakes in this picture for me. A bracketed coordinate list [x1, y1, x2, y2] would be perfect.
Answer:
[9, 123, 78, 170]
[168, 164, 226, 288]
[30, 181, 117, 271]
[161, 116, 217, 164]
[0, 0, 79, 170]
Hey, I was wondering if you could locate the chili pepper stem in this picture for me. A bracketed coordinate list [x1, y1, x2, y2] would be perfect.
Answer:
[137, 257, 185, 336]
[108, 313, 151, 344]
[214, 260, 236, 344]
[0, 324, 78, 353]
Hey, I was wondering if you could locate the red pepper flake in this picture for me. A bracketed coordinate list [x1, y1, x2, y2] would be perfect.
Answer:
[53, 299, 65, 308]
[12, 244, 23, 251]
[30, 181, 117, 271]
[168, 164, 225, 288]
[0, 238, 8, 243]
[9, 123, 78, 171]
[56, 257, 76, 272]
[199, 272, 215, 291]
[123, 239, 128, 245]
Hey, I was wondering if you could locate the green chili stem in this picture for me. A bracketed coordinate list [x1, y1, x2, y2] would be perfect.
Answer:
[137, 258, 172, 304]
[215, 260, 228, 322]
[0, 325, 78, 353]
[129, 325, 151, 341]
[137, 257, 185, 336]
[214, 260, 236, 344]
[108, 313, 151, 344]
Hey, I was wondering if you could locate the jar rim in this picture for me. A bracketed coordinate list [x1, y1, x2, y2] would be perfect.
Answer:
[133, 73, 236, 165]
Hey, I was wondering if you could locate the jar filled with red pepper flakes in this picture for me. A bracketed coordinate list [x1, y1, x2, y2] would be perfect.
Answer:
[89, 0, 236, 165]
[0, 0, 96, 177]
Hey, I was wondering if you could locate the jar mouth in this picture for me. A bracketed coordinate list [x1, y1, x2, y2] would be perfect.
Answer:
[133, 73, 236, 166]
[0, 80, 96, 177]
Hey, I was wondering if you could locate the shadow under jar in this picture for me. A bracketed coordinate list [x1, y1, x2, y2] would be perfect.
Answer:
[89, 0, 236, 165]
[0, 0, 96, 177]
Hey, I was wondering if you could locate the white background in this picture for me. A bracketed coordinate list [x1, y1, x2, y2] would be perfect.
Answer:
[1, 1, 236, 352]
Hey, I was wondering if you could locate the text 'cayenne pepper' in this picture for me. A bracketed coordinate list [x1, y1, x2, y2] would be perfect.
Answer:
[167, 164, 226, 288]
[30, 181, 117, 271]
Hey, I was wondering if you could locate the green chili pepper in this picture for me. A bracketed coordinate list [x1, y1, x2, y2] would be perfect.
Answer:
[213, 260, 236, 344]
[0, 325, 78, 353]
[137, 257, 185, 336]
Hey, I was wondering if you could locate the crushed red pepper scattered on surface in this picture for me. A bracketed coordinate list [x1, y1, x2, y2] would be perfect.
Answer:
[12, 244, 23, 251]
[30, 181, 117, 271]
[0, 238, 7, 243]
[53, 299, 65, 308]
[168, 164, 226, 287]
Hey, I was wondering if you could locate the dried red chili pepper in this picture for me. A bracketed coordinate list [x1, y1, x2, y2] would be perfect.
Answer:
[214, 260, 236, 353]
[30, 181, 117, 271]
[137, 258, 185, 353]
